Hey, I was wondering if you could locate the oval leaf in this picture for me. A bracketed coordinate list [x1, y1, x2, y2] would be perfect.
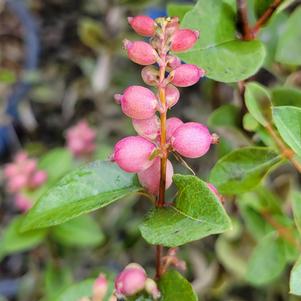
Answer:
[22, 161, 141, 231]
[290, 255, 301, 296]
[139, 175, 231, 247]
[245, 82, 272, 126]
[159, 270, 197, 301]
[273, 106, 301, 157]
[210, 147, 282, 195]
[178, 0, 266, 82]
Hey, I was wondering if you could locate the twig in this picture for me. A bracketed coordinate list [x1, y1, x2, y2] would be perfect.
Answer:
[236, 0, 253, 40]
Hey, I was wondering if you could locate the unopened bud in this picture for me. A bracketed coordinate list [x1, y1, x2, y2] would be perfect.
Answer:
[128, 16, 156, 37]
[92, 273, 108, 301]
[165, 84, 180, 108]
[141, 66, 159, 86]
[171, 64, 205, 87]
[132, 115, 160, 140]
[166, 117, 183, 141]
[171, 29, 199, 52]
[145, 278, 161, 300]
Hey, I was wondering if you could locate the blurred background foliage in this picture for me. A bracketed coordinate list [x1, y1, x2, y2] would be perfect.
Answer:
[1, 0, 301, 300]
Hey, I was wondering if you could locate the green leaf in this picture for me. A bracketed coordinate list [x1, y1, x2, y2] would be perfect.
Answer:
[51, 215, 104, 247]
[246, 232, 286, 285]
[276, 7, 301, 66]
[243, 113, 259, 132]
[139, 175, 231, 247]
[0, 216, 46, 259]
[272, 86, 301, 107]
[292, 191, 301, 234]
[254, 0, 273, 19]
[22, 161, 141, 231]
[178, 0, 266, 82]
[245, 82, 272, 126]
[208, 104, 240, 128]
[167, 3, 193, 21]
[290, 255, 301, 296]
[55, 279, 94, 301]
[273, 106, 301, 157]
[38, 148, 73, 183]
[209, 147, 282, 195]
[159, 270, 197, 301]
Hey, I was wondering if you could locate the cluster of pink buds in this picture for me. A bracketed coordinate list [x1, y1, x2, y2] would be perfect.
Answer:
[66, 120, 97, 158]
[115, 263, 160, 299]
[112, 16, 217, 195]
[4, 152, 47, 211]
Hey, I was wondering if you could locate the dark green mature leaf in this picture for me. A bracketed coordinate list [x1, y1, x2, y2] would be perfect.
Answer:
[0, 216, 46, 259]
[245, 82, 272, 126]
[276, 7, 301, 66]
[167, 3, 193, 21]
[55, 279, 94, 301]
[209, 147, 282, 195]
[246, 232, 286, 285]
[290, 255, 301, 296]
[51, 215, 105, 247]
[272, 86, 301, 107]
[139, 175, 231, 247]
[22, 161, 141, 231]
[292, 191, 301, 234]
[159, 270, 197, 301]
[273, 106, 301, 157]
[178, 0, 265, 82]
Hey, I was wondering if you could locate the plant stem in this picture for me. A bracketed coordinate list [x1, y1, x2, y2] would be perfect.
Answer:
[236, 0, 253, 40]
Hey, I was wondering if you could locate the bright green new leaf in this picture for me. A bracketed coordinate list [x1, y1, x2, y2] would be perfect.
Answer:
[276, 7, 301, 66]
[273, 106, 301, 157]
[51, 215, 105, 247]
[290, 255, 301, 296]
[210, 147, 282, 195]
[55, 279, 94, 301]
[139, 175, 231, 247]
[246, 232, 286, 285]
[167, 3, 193, 21]
[159, 270, 198, 301]
[0, 216, 46, 259]
[292, 191, 301, 234]
[245, 82, 272, 126]
[22, 161, 141, 231]
[178, 0, 266, 82]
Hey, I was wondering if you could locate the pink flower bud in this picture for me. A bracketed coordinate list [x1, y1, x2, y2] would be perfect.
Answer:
[123, 40, 157, 65]
[118, 86, 157, 120]
[171, 64, 205, 87]
[145, 278, 161, 300]
[93, 273, 108, 301]
[29, 170, 47, 188]
[207, 183, 223, 203]
[8, 174, 28, 193]
[167, 55, 181, 69]
[165, 84, 180, 108]
[113, 136, 155, 173]
[132, 115, 160, 140]
[171, 122, 212, 158]
[171, 29, 199, 52]
[166, 117, 183, 141]
[141, 66, 159, 86]
[15, 194, 32, 212]
[4, 163, 18, 178]
[115, 263, 147, 297]
[128, 16, 156, 37]
[138, 158, 173, 195]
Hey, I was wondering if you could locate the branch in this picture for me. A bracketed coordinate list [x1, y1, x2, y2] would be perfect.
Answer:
[252, 0, 282, 35]
[236, 0, 253, 40]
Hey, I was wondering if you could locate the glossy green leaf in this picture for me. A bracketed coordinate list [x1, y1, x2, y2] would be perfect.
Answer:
[55, 279, 94, 301]
[22, 161, 141, 231]
[290, 255, 301, 296]
[276, 7, 301, 66]
[178, 0, 266, 82]
[51, 215, 105, 247]
[167, 3, 193, 21]
[38, 148, 73, 183]
[272, 86, 301, 107]
[292, 191, 301, 234]
[209, 147, 282, 195]
[273, 106, 301, 157]
[245, 82, 272, 126]
[246, 232, 286, 285]
[159, 270, 197, 301]
[0, 216, 46, 259]
[139, 175, 231, 247]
